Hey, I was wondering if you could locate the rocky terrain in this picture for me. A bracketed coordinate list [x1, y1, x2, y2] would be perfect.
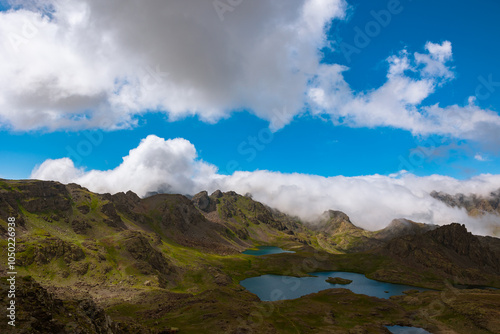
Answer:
[431, 189, 500, 217]
[1, 178, 499, 333]
[431, 189, 500, 236]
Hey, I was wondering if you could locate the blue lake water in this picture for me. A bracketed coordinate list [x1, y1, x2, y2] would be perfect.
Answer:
[242, 246, 295, 256]
[240, 271, 429, 301]
[386, 325, 432, 334]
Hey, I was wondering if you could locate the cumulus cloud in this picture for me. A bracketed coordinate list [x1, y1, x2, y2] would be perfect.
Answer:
[308, 42, 500, 146]
[0, 0, 346, 131]
[1, 1, 499, 148]
[31, 135, 500, 236]
[32, 135, 219, 196]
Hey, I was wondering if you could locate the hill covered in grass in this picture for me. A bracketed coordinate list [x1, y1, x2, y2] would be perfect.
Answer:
[1, 179, 500, 333]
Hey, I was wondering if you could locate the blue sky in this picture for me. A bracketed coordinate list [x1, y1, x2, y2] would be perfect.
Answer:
[0, 0, 499, 181]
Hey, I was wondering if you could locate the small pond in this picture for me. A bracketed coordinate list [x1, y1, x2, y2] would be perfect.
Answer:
[240, 271, 429, 301]
[242, 246, 295, 256]
[386, 325, 432, 334]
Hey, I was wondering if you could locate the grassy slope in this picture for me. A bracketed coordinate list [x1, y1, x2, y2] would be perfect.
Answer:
[1, 180, 500, 333]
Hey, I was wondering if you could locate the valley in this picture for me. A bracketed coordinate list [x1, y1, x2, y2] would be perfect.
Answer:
[1, 179, 499, 333]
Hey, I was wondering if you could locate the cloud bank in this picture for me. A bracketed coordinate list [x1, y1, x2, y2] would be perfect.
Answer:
[32, 135, 500, 236]
[0, 0, 346, 130]
[1, 0, 499, 147]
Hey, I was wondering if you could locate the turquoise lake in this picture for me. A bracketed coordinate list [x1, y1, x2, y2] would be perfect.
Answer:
[240, 271, 429, 301]
[386, 325, 432, 334]
[242, 246, 295, 256]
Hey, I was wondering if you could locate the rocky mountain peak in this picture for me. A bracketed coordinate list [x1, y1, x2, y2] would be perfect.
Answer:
[210, 189, 223, 198]
[192, 190, 218, 212]
[427, 223, 483, 257]
[322, 210, 352, 224]
[383, 222, 500, 276]
[315, 210, 362, 235]
[431, 189, 500, 217]
[375, 218, 437, 241]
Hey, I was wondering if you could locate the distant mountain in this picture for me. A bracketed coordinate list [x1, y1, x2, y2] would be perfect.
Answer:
[190, 190, 310, 245]
[431, 189, 500, 236]
[310, 210, 384, 253]
[431, 189, 500, 216]
[380, 223, 500, 284]
[309, 211, 439, 253]
[374, 218, 438, 242]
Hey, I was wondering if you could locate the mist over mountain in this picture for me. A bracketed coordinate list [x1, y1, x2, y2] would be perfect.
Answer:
[31, 135, 500, 237]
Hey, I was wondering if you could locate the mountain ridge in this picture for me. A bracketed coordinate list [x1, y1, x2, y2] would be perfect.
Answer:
[2, 179, 500, 333]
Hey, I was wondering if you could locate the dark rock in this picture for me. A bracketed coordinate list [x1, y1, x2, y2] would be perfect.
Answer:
[72, 219, 92, 234]
[19, 237, 85, 266]
[375, 218, 438, 241]
[383, 223, 500, 278]
[101, 202, 127, 230]
[121, 230, 177, 287]
[211, 189, 223, 198]
[0, 276, 115, 333]
[431, 189, 500, 217]
[192, 191, 216, 212]
[326, 277, 352, 285]
[0, 180, 72, 214]
[77, 205, 90, 214]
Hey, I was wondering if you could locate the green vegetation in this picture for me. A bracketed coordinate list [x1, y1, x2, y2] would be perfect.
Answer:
[0, 179, 499, 333]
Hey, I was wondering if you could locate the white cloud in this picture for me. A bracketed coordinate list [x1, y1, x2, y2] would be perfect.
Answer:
[308, 42, 500, 146]
[1, 1, 499, 148]
[32, 135, 219, 196]
[0, 0, 346, 131]
[31, 136, 500, 236]
[474, 154, 490, 162]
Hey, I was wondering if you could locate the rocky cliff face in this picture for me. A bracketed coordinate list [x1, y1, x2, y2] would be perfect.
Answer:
[0, 276, 116, 334]
[311, 210, 384, 253]
[383, 223, 500, 281]
[191, 190, 218, 213]
[192, 190, 309, 245]
[374, 218, 437, 242]
[431, 189, 500, 216]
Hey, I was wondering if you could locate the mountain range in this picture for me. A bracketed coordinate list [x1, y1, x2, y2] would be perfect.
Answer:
[1, 179, 499, 333]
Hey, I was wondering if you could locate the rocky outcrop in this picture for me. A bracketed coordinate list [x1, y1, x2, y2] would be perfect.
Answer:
[192, 191, 217, 212]
[383, 223, 500, 278]
[110, 190, 141, 214]
[72, 219, 92, 234]
[315, 210, 358, 234]
[18, 237, 86, 266]
[140, 194, 238, 254]
[101, 202, 127, 230]
[215, 190, 292, 232]
[375, 218, 437, 241]
[427, 223, 498, 269]
[313, 210, 384, 253]
[431, 189, 500, 216]
[121, 231, 177, 287]
[0, 276, 116, 334]
[0, 180, 72, 214]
